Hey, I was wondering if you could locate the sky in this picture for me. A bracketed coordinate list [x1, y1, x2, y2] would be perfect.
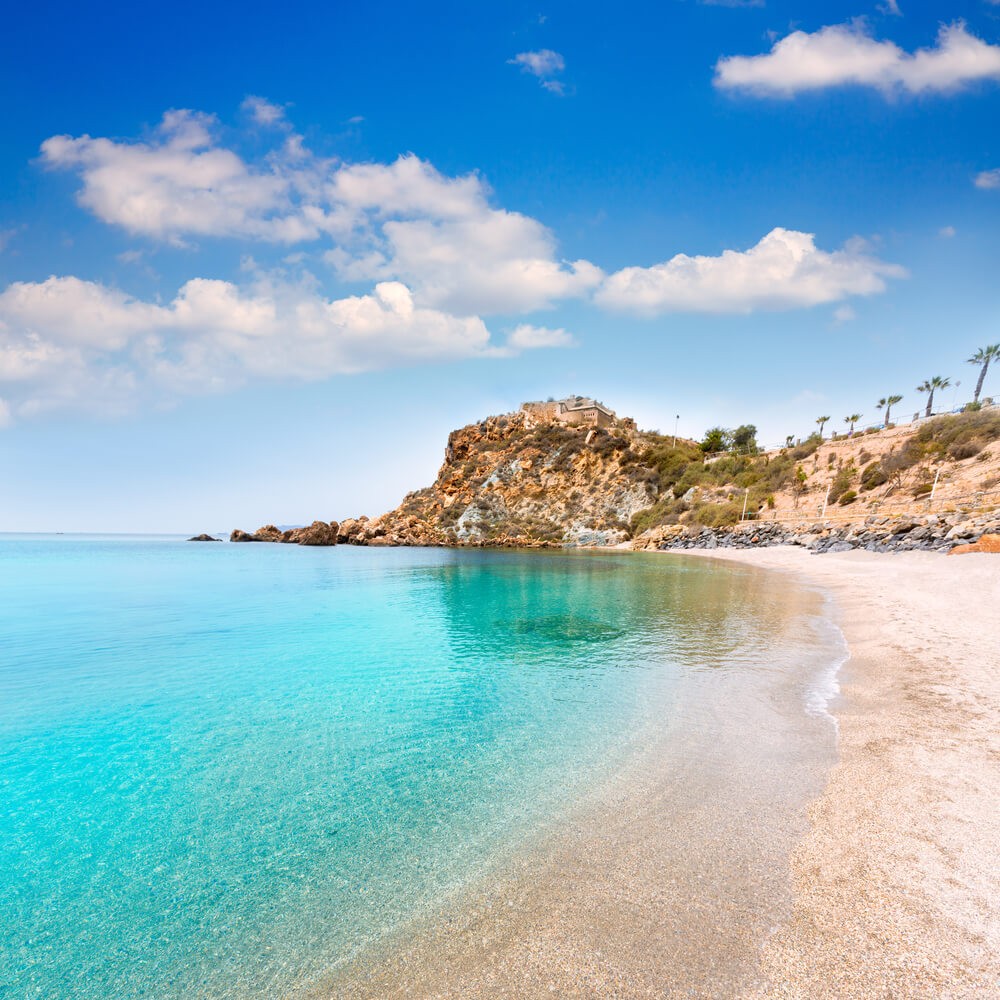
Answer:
[1, 0, 999, 532]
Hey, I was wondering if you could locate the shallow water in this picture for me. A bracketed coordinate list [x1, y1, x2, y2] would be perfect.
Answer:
[0, 537, 839, 998]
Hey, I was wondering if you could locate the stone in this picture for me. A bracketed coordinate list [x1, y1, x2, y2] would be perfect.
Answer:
[948, 533, 1000, 556]
[188, 533, 220, 542]
[284, 521, 338, 546]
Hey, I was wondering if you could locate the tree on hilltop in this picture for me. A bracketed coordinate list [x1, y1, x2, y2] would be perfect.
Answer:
[876, 395, 903, 427]
[816, 415, 830, 437]
[700, 427, 731, 453]
[731, 424, 758, 455]
[844, 413, 861, 436]
[967, 344, 1000, 404]
[916, 376, 951, 418]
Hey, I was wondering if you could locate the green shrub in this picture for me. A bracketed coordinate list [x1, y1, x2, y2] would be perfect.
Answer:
[838, 490, 857, 505]
[828, 465, 855, 503]
[861, 462, 888, 491]
[912, 482, 933, 497]
[691, 501, 743, 528]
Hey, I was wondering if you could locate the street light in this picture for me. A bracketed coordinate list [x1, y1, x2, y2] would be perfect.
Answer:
[672, 414, 679, 448]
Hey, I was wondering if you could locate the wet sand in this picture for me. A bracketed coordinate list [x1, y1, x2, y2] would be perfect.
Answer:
[316, 549, 1000, 998]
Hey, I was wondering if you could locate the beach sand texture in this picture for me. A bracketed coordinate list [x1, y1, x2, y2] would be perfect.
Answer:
[721, 549, 1000, 999]
[322, 549, 999, 999]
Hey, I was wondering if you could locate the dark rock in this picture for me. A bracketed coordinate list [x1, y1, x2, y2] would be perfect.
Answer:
[188, 533, 220, 542]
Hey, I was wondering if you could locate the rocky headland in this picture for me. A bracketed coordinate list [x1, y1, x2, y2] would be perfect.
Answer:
[230, 399, 1000, 554]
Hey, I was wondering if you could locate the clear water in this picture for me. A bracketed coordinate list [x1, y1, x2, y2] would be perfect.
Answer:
[0, 537, 835, 998]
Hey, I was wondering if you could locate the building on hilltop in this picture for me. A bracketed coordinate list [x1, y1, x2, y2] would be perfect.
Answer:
[521, 395, 618, 429]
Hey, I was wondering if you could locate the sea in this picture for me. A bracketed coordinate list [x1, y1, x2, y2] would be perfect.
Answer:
[0, 535, 843, 998]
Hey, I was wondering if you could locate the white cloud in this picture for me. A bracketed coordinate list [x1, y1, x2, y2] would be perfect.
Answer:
[506, 324, 575, 350]
[595, 228, 905, 315]
[939, 225, 956, 237]
[833, 304, 857, 324]
[0, 398, 10, 427]
[40, 110, 320, 244]
[0, 228, 17, 253]
[320, 155, 602, 314]
[715, 21, 1000, 96]
[241, 95, 288, 126]
[975, 167, 1000, 189]
[508, 50, 567, 93]
[877, 0, 902, 15]
[509, 49, 565, 77]
[0, 272, 574, 422]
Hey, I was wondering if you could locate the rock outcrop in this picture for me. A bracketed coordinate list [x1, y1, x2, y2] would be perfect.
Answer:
[188, 533, 221, 542]
[229, 521, 339, 546]
[230, 404, 1000, 553]
[353, 410, 656, 547]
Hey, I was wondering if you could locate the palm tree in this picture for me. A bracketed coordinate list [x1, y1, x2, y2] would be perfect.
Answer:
[816, 415, 830, 438]
[844, 413, 861, 437]
[916, 376, 951, 418]
[876, 394, 903, 427]
[967, 344, 1000, 403]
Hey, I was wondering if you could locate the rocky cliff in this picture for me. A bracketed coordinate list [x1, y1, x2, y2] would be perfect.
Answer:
[231, 404, 1000, 551]
[359, 410, 659, 547]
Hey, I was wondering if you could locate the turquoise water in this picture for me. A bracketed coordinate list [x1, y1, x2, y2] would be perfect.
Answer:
[0, 537, 833, 998]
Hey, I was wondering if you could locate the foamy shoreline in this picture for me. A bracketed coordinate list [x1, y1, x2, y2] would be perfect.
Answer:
[676, 547, 1000, 998]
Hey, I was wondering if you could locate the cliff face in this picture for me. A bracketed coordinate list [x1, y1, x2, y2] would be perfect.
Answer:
[364, 410, 658, 547]
[230, 404, 1000, 550]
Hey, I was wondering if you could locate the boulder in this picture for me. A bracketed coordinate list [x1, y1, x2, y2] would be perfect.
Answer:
[252, 524, 283, 543]
[284, 521, 338, 546]
[188, 533, 220, 542]
[230, 529, 255, 542]
[948, 533, 1000, 556]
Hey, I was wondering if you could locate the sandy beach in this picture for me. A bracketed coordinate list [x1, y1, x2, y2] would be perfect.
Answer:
[321, 547, 1000, 999]
[708, 548, 1000, 998]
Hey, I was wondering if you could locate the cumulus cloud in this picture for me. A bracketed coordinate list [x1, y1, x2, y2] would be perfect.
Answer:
[0, 273, 570, 422]
[320, 155, 603, 313]
[508, 49, 567, 93]
[595, 228, 906, 315]
[41, 114, 593, 314]
[975, 168, 1000, 189]
[40, 110, 321, 244]
[715, 20, 1000, 96]
[241, 95, 288, 126]
[505, 324, 575, 350]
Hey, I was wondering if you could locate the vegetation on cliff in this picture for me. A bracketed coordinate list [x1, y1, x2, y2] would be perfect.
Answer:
[364, 407, 1000, 548]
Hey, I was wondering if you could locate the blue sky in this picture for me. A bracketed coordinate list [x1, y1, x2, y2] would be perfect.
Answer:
[2, 0, 999, 531]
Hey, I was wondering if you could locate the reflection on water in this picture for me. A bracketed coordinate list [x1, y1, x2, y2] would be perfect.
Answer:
[0, 539, 836, 999]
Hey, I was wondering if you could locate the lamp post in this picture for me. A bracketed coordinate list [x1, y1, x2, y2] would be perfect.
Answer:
[672, 414, 679, 448]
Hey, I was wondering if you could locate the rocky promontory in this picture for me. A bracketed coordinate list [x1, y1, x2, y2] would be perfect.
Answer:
[230, 400, 1000, 554]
